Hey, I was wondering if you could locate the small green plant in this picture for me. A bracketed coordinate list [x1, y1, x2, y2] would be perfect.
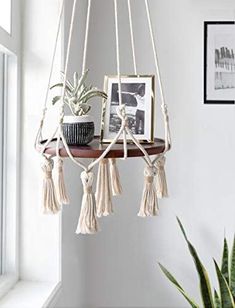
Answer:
[50, 70, 108, 116]
[159, 218, 235, 308]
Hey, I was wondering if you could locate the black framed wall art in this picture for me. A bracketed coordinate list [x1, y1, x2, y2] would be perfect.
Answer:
[204, 21, 235, 104]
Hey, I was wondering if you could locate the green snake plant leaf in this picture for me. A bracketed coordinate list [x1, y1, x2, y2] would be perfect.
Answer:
[230, 236, 235, 298]
[214, 260, 235, 308]
[221, 238, 229, 284]
[159, 263, 200, 308]
[214, 289, 221, 308]
[176, 217, 215, 308]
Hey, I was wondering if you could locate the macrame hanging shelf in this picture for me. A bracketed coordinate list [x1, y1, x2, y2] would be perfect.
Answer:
[35, 0, 171, 235]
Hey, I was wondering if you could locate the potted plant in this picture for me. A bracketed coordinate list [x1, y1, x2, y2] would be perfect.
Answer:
[159, 218, 235, 308]
[51, 70, 108, 145]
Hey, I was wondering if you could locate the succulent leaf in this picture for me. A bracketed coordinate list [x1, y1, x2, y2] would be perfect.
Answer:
[177, 218, 215, 308]
[214, 289, 221, 308]
[230, 236, 235, 298]
[159, 263, 200, 308]
[221, 238, 230, 284]
[214, 260, 235, 308]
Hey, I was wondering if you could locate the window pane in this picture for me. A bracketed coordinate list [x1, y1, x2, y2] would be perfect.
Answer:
[0, 53, 3, 274]
[0, 0, 11, 34]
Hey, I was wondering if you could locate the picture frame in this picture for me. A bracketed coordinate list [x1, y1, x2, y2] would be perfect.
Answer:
[100, 75, 155, 143]
[204, 21, 235, 104]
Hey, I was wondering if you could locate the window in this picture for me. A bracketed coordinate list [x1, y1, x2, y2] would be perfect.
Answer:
[0, 53, 6, 275]
[0, 0, 12, 34]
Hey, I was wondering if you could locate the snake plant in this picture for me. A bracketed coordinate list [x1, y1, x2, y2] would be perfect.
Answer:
[159, 218, 235, 308]
[50, 70, 108, 116]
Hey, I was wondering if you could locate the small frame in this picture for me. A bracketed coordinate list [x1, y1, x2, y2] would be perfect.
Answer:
[101, 75, 155, 143]
[204, 21, 235, 104]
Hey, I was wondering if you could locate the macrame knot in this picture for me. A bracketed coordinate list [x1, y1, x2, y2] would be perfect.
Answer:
[138, 165, 158, 217]
[41, 157, 60, 214]
[117, 104, 128, 127]
[155, 155, 168, 198]
[76, 171, 99, 235]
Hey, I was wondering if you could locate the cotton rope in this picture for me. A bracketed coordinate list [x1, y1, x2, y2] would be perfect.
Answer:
[82, 0, 92, 75]
[76, 171, 99, 234]
[138, 165, 158, 217]
[144, 0, 171, 155]
[127, 0, 137, 75]
[95, 159, 113, 217]
[35, 0, 172, 232]
[34, 0, 64, 152]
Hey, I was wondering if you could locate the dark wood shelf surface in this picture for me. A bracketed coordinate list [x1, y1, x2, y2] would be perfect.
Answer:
[40, 137, 165, 159]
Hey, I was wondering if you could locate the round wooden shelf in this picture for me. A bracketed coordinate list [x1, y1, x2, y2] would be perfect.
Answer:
[39, 136, 166, 159]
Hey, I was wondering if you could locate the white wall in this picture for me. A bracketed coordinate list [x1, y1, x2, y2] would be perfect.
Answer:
[56, 0, 235, 307]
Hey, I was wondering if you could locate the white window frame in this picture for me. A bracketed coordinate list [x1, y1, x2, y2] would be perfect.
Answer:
[0, 0, 20, 299]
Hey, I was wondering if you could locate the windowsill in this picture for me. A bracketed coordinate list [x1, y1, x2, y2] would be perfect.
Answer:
[0, 280, 61, 308]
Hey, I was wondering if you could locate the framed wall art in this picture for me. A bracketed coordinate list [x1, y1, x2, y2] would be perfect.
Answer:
[101, 75, 155, 143]
[204, 21, 235, 104]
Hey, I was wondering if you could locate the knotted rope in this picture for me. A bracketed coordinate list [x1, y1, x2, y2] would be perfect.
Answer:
[41, 157, 60, 214]
[138, 165, 158, 217]
[76, 171, 99, 234]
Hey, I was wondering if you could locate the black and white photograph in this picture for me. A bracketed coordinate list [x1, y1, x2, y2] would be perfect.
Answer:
[204, 21, 235, 104]
[101, 76, 154, 142]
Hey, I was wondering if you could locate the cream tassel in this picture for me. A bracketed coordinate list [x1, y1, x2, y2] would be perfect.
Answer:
[138, 166, 158, 217]
[109, 158, 122, 196]
[95, 159, 113, 217]
[76, 171, 99, 235]
[155, 156, 168, 198]
[42, 157, 60, 214]
[55, 157, 70, 205]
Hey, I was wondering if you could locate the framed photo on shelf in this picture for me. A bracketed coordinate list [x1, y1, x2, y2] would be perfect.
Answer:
[100, 75, 155, 143]
[204, 21, 235, 104]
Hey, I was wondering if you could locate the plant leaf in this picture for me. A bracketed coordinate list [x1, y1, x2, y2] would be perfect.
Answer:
[177, 218, 215, 308]
[230, 235, 235, 298]
[221, 238, 229, 284]
[159, 263, 200, 308]
[52, 96, 61, 105]
[214, 289, 221, 308]
[80, 90, 107, 103]
[50, 83, 72, 93]
[214, 260, 235, 308]
[74, 69, 89, 96]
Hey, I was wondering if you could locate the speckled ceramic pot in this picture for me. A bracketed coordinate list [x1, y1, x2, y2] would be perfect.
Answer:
[62, 115, 94, 146]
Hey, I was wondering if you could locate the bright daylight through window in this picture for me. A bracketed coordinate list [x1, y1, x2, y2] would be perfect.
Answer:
[0, 53, 6, 276]
[0, 0, 11, 34]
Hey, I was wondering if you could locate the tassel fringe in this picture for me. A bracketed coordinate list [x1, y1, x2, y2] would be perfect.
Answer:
[138, 166, 158, 217]
[155, 156, 168, 198]
[109, 158, 122, 196]
[55, 158, 70, 205]
[42, 157, 60, 214]
[95, 159, 113, 217]
[76, 171, 99, 235]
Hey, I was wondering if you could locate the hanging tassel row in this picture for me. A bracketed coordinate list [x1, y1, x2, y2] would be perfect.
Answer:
[41, 157, 60, 214]
[55, 157, 70, 205]
[155, 155, 168, 199]
[138, 165, 158, 217]
[95, 159, 113, 217]
[76, 171, 99, 234]
[109, 158, 122, 196]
